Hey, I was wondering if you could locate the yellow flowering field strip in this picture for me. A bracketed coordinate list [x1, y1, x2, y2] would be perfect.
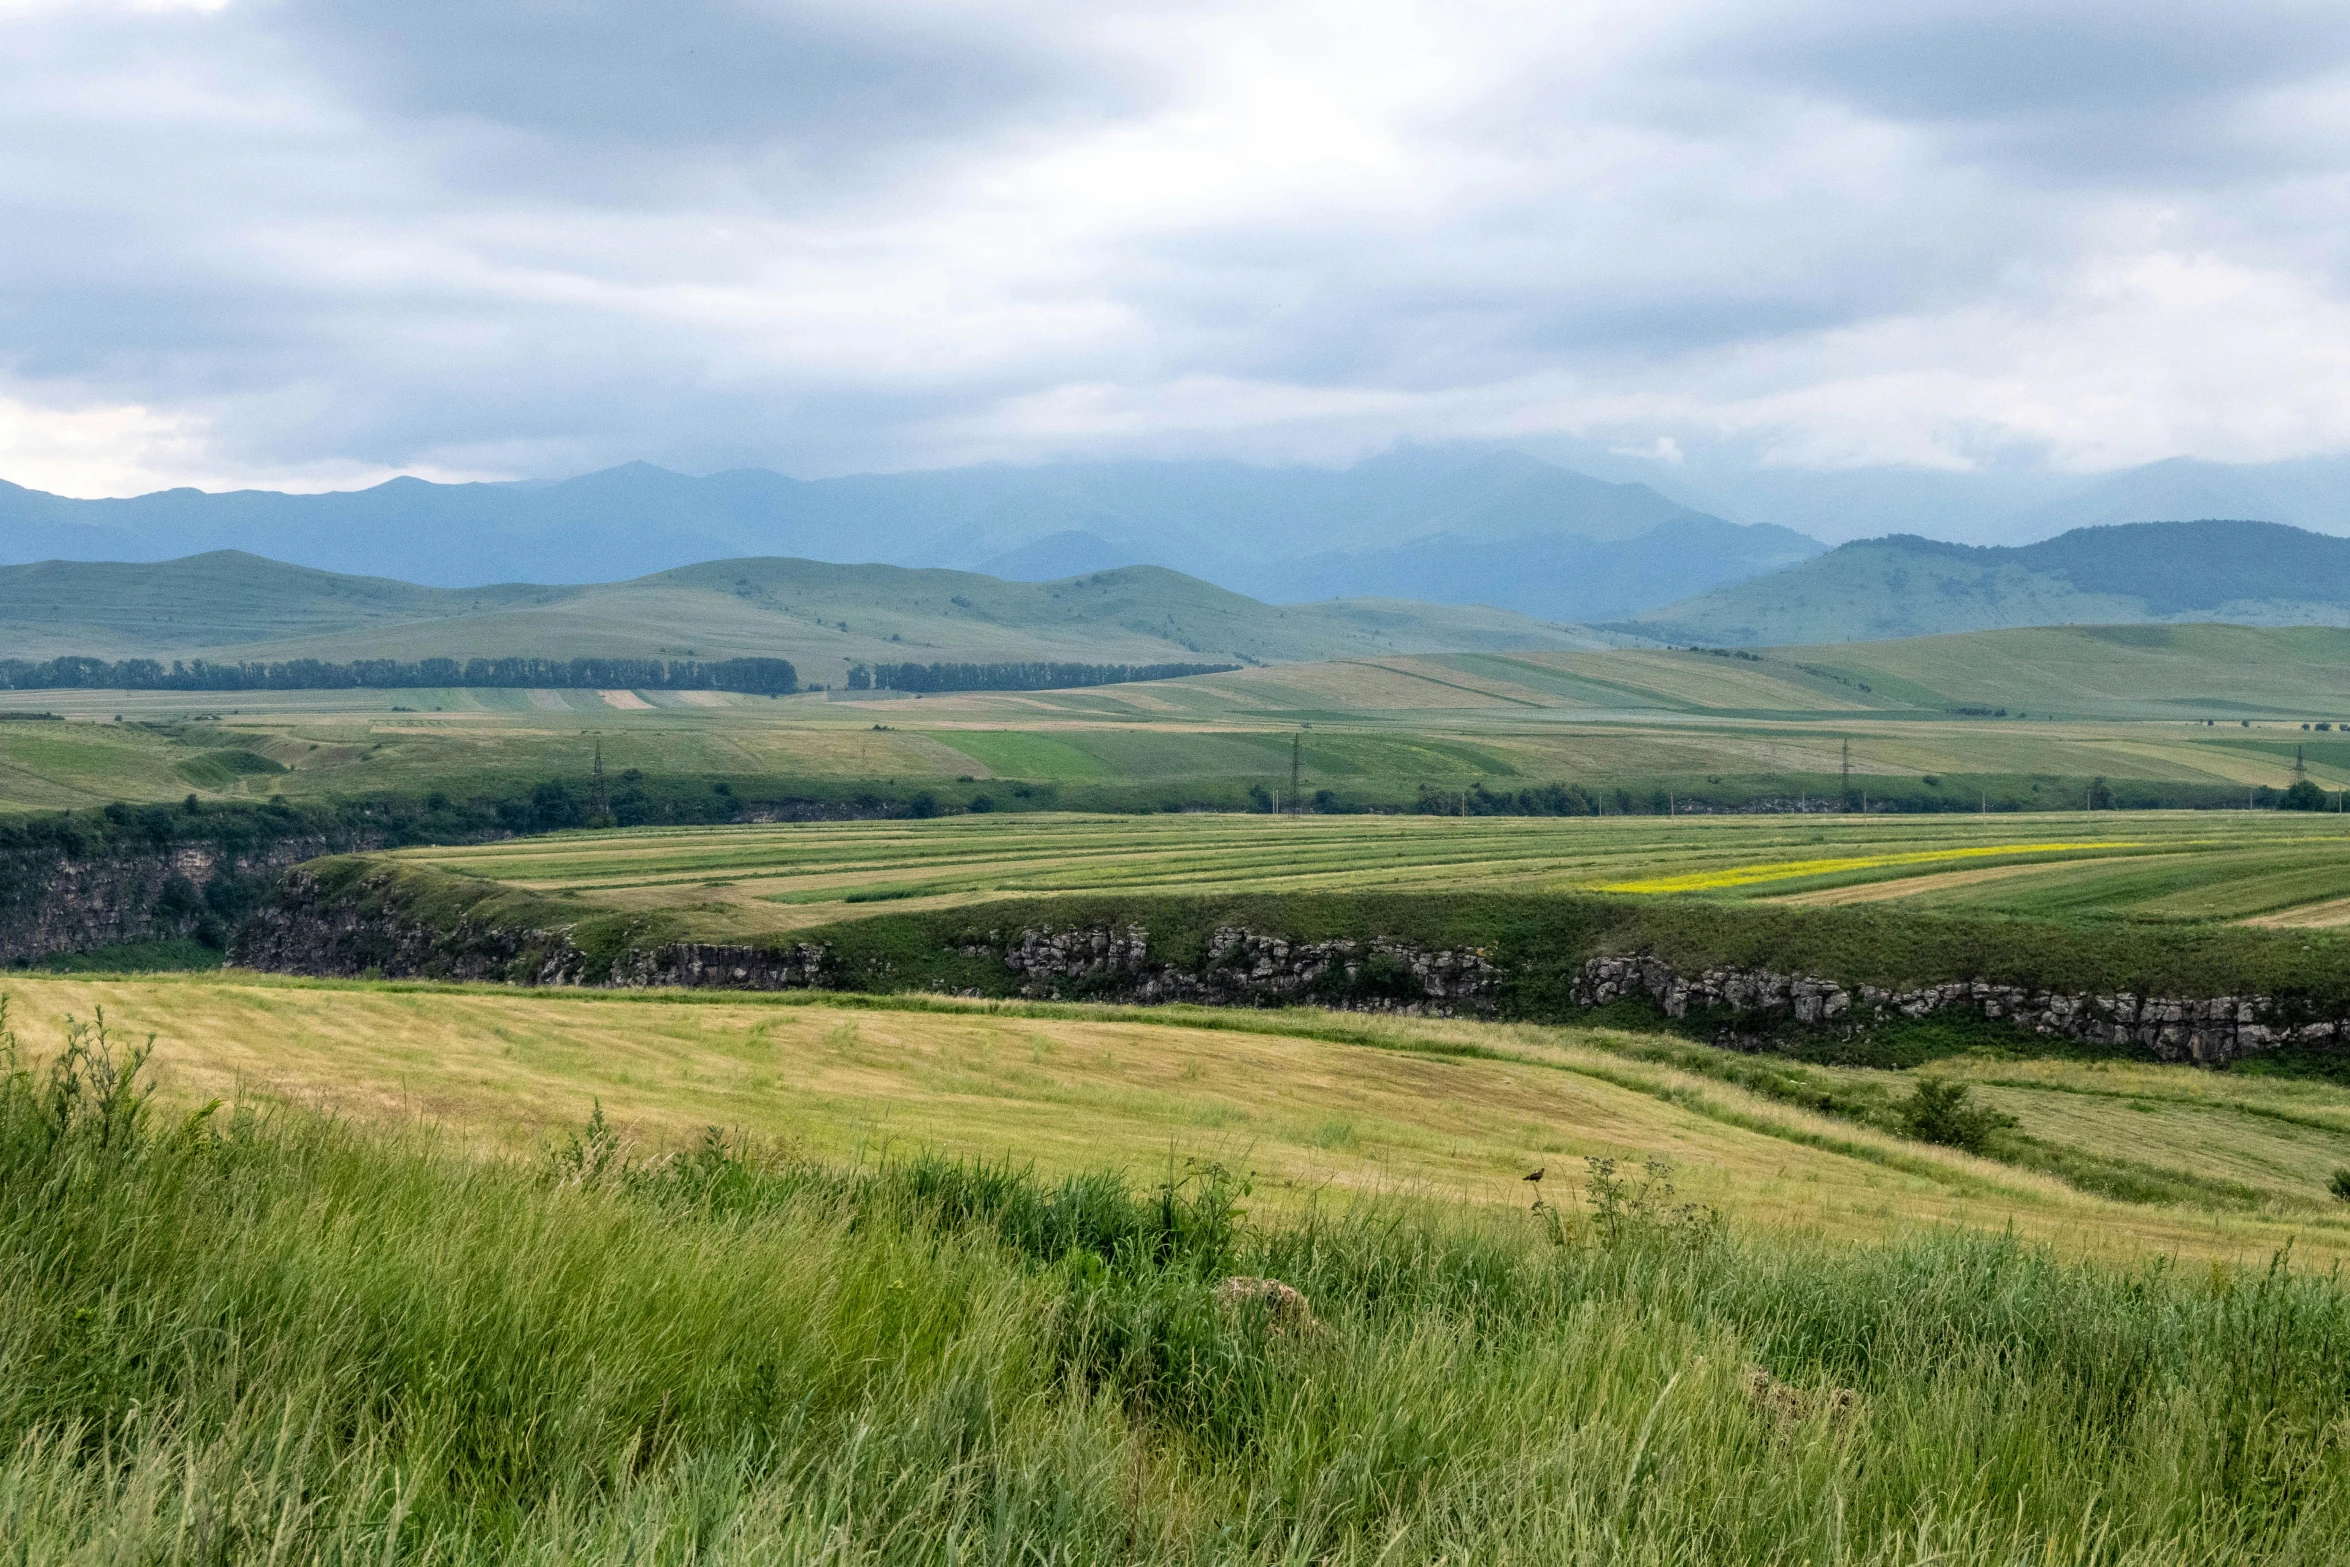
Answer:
[1597, 840, 2143, 894]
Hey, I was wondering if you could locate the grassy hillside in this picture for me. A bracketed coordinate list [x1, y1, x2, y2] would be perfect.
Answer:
[0, 551, 566, 656]
[0, 551, 1604, 676]
[1777, 623, 2350, 719]
[1624, 519, 2350, 644]
[6, 972, 2350, 1559]
[12, 970, 2350, 1250]
[894, 625, 2350, 723]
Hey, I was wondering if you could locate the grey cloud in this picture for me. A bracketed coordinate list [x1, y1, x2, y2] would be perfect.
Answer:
[271, 0, 1154, 204]
[7, 0, 2350, 495]
[1687, 0, 2350, 183]
[1724, 0, 2350, 117]
[1120, 149, 2029, 386]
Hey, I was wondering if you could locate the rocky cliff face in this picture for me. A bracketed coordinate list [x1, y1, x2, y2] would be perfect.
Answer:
[235, 882, 1503, 1016]
[617, 941, 835, 989]
[0, 832, 353, 965]
[985, 924, 1500, 1012]
[1575, 954, 2338, 1067]
[227, 867, 2350, 1069]
[228, 865, 586, 983]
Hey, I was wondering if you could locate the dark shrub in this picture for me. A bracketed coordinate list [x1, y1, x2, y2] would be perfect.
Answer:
[1899, 1078, 2018, 1154]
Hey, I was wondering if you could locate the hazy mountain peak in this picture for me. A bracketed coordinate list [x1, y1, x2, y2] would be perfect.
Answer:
[0, 445, 1819, 626]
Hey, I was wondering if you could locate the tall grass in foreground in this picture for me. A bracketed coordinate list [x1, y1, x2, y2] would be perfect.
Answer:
[2, 1011, 2348, 1563]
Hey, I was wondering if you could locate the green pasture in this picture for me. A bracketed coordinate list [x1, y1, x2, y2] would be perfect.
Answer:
[400, 809, 2350, 938]
[3, 699, 2331, 821]
[956, 625, 2350, 725]
[6, 620, 2350, 819]
[1789, 841, 2350, 923]
[1792, 623, 2350, 721]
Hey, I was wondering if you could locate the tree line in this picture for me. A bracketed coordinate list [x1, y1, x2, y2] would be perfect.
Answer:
[0, 655, 799, 695]
[846, 660, 1238, 693]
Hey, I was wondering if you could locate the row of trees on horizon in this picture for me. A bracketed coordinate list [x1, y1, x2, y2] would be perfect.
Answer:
[847, 660, 1240, 692]
[0, 652, 1236, 696]
[0, 655, 801, 695]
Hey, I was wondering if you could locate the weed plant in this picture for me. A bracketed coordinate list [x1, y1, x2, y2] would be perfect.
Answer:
[3, 1010, 2350, 1562]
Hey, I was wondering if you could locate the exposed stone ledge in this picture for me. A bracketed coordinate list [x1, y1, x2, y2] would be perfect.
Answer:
[988, 923, 1500, 1013]
[1574, 954, 2339, 1066]
[614, 941, 833, 990]
[228, 867, 589, 985]
[233, 890, 1499, 1017]
[226, 874, 2350, 1069]
[2, 834, 354, 966]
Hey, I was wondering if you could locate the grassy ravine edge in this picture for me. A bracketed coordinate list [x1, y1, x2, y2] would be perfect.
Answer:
[283, 855, 2350, 1011]
[230, 859, 2350, 1212]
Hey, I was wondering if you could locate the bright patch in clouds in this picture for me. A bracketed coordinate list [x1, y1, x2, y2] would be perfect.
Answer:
[0, 394, 494, 497]
[5, 0, 2350, 496]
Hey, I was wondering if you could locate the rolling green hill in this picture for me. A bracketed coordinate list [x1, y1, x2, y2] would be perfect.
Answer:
[0, 552, 567, 655]
[1775, 623, 2350, 720]
[0, 551, 1610, 680]
[1621, 520, 2350, 644]
[960, 623, 2350, 725]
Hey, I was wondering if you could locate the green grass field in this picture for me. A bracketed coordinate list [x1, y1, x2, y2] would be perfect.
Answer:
[7, 972, 2350, 1561]
[7, 625, 2349, 819]
[7, 969, 2344, 1255]
[395, 810, 2350, 939]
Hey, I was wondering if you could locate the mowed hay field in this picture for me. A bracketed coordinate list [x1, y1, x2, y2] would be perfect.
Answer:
[8, 973, 2350, 1267]
[400, 809, 2350, 937]
[0, 697, 2270, 811]
[11, 624, 2350, 815]
[17, 992, 2350, 1563]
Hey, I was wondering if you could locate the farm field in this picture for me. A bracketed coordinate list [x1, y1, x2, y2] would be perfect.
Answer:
[401, 809, 2350, 938]
[6, 624, 2350, 816]
[8, 971, 2348, 1265]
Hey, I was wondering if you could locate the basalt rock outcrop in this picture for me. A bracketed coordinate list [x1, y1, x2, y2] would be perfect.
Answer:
[1575, 954, 2338, 1067]
[236, 875, 1501, 1016]
[613, 941, 835, 990]
[988, 924, 1500, 1013]
[225, 864, 2350, 1069]
[1, 829, 353, 965]
[229, 865, 591, 984]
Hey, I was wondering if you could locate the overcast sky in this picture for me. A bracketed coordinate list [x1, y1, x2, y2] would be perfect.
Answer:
[8, 0, 2350, 499]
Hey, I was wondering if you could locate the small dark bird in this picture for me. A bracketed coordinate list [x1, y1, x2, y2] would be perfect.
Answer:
[1523, 1168, 1544, 1183]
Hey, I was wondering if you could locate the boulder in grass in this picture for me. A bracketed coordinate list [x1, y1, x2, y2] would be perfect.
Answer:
[1740, 1364, 1861, 1441]
[1214, 1276, 1316, 1335]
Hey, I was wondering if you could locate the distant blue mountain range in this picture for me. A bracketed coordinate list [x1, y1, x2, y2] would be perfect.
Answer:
[0, 448, 1822, 624]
